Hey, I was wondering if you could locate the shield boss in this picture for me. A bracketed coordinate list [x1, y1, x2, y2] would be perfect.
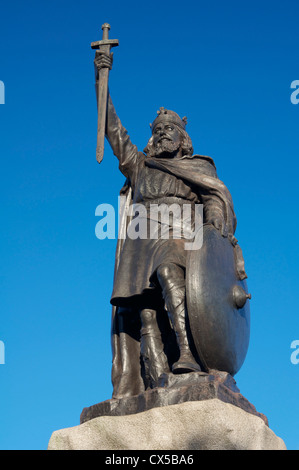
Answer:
[186, 224, 250, 376]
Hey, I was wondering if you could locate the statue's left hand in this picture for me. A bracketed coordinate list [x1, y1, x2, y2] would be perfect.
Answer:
[210, 217, 228, 237]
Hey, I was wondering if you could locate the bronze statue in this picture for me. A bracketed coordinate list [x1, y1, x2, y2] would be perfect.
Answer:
[92, 25, 251, 401]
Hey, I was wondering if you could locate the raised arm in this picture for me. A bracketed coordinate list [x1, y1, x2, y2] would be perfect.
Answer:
[94, 51, 138, 178]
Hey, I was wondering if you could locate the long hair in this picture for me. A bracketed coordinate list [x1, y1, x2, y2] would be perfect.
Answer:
[143, 126, 194, 158]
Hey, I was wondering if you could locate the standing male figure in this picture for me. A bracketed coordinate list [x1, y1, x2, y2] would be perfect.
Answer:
[94, 52, 243, 398]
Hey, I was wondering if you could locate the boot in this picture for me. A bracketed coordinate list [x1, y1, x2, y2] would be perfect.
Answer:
[167, 295, 202, 374]
[158, 265, 202, 374]
[140, 308, 170, 387]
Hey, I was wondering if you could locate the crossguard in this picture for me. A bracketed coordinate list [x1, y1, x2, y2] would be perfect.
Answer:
[91, 23, 119, 50]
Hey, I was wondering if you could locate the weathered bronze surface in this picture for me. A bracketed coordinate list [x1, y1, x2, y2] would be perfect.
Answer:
[87, 25, 253, 419]
[186, 224, 250, 376]
[80, 370, 267, 426]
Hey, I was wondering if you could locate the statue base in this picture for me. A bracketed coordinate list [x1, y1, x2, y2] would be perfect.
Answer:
[48, 397, 286, 450]
[80, 370, 268, 426]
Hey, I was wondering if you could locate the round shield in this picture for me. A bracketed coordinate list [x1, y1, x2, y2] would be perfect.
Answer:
[186, 224, 250, 376]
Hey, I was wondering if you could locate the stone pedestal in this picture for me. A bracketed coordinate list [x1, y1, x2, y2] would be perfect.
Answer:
[48, 371, 286, 450]
[48, 399, 286, 450]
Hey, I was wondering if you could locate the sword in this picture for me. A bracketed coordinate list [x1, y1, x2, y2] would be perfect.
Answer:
[91, 23, 119, 163]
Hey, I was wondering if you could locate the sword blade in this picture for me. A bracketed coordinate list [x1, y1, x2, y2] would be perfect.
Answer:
[96, 66, 109, 163]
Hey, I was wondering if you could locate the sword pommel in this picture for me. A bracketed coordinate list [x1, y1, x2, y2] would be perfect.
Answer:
[101, 23, 110, 40]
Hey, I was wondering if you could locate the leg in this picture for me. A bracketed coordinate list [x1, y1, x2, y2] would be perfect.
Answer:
[157, 263, 202, 374]
[140, 308, 170, 388]
[112, 307, 145, 398]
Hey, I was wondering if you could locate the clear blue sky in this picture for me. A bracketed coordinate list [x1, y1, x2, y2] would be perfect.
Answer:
[0, 0, 298, 450]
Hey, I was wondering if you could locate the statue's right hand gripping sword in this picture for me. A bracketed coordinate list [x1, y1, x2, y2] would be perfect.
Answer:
[91, 23, 119, 164]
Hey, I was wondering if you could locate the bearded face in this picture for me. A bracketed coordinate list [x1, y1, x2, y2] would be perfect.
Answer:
[152, 123, 182, 157]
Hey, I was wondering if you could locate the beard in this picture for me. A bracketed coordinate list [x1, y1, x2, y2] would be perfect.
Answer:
[154, 138, 181, 158]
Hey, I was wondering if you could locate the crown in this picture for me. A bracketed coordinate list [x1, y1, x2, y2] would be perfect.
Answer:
[150, 107, 187, 131]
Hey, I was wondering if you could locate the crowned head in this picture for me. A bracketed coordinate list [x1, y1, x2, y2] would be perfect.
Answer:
[144, 107, 193, 158]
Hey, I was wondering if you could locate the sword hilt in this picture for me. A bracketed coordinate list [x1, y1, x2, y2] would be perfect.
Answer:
[91, 23, 119, 50]
[101, 23, 110, 40]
